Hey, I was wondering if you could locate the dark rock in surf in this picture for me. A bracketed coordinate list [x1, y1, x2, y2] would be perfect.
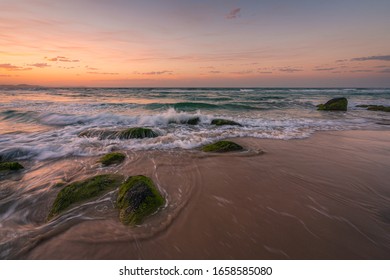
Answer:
[78, 127, 158, 140]
[356, 104, 390, 112]
[98, 152, 126, 166]
[201, 140, 243, 153]
[47, 174, 124, 220]
[117, 175, 165, 225]
[317, 97, 348, 111]
[211, 119, 242, 126]
[0, 161, 24, 171]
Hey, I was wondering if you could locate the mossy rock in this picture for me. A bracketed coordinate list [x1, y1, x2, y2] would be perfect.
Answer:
[211, 119, 242, 126]
[317, 97, 348, 111]
[185, 117, 200, 125]
[99, 152, 126, 166]
[356, 104, 390, 112]
[0, 162, 24, 171]
[117, 175, 165, 225]
[79, 127, 158, 139]
[201, 140, 244, 153]
[47, 174, 124, 220]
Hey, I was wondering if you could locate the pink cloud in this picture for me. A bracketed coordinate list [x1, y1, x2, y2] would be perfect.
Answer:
[0, 63, 32, 71]
[29, 63, 51, 68]
[226, 8, 241, 19]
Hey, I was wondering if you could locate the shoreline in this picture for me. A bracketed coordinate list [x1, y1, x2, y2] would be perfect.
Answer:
[1, 129, 390, 259]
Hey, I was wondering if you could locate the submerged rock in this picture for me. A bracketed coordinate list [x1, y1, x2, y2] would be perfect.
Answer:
[317, 97, 348, 111]
[99, 152, 126, 166]
[79, 127, 158, 140]
[356, 104, 390, 112]
[168, 117, 200, 125]
[117, 175, 165, 225]
[211, 118, 242, 126]
[47, 174, 124, 220]
[185, 117, 200, 125]
[0, 161, 24, 171]
[201, 140, 244, 153]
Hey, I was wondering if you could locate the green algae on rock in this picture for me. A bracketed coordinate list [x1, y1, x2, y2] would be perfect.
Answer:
[117, 175, 165, 225]
[99, 152, 126, 166]
[356, 104, 390, 112]
[317, 97, 348, 111]
[48, 174, 124, 220]
[78, 127, 158, 140]
[211, 119, 242, 126]
[201, 140, 244, 153]
[0, 161, 24, 171]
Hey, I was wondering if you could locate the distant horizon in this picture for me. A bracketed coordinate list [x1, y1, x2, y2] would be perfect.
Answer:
[1, 1, 390, 87]
[1, 83, 390, 89]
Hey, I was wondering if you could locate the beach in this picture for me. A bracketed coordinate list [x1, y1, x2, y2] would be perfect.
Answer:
[1, 129, 389, 259]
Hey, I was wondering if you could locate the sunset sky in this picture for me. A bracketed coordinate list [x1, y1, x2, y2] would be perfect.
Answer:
[1, 0, 390, 87]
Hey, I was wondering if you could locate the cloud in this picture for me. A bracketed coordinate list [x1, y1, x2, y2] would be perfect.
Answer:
[378, 68, 390, 73]
[0, 63, 32, 71]
[137, 70, 173, 75]
[0, 74, 12, 77]
[209, 70, 221, 74]
[230, 70, 253, 75]
[335, 59, 348, 63]
[279, 67, 303, 73]
[45, 56, 80, 62]
[200, 66, 215, 69]
[313, 67, 337, 71]
[85, 66, 99, 70]
[226, 8, 241, 19]
[258, 71, 272, 74]
[351, 55, 390, 61]
[29, 63, 51, 68]
[87, 71, 119, 75]
[350, 70, 372, 73]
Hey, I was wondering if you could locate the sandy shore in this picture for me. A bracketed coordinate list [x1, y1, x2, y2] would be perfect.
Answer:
[3, 129, 390, 259]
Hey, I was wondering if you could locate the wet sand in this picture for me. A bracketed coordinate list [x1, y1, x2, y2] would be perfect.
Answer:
[2, 130, 390, 259]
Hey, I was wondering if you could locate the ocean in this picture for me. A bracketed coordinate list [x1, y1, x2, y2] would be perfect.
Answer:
[0, 87, 389, 161]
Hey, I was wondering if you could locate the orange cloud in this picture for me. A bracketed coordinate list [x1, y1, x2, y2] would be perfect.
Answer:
[45, 56, 80, 62]
[0, 63, 32, 71]
[29, 63, 51, 68]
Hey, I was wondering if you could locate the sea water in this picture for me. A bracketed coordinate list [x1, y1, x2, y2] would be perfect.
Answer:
[0, 87, 389, 161]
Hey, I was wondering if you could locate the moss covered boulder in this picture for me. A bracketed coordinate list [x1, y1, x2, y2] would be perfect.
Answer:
[99, 152, 126, 166]
[48, 174, 124, 220]
[79, 127, 158, 140]
[356, 104, 390, 112]
[117, 175, 165, 225]
[317, 97, 348, 111]
[0, 161, 24, 171]
[201, 140, 244, 153]
[185, 117, 200, 125]
[211, 119, 242, 126]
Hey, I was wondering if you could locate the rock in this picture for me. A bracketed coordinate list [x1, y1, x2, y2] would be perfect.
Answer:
[117, 175, 165, 225]
[47, 174, 124, 220]
[0, 161, 24, 171]
[317, 97, 348, 111]
[201, 140, 244, 153]
[78, 127, 158, 139]
[211, 119, 242, 126]
[356, 104, 390, 112]
[99, 152, 126, 166]
[185, 117, 200, 125]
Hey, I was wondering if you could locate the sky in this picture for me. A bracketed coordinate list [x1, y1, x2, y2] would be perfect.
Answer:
[1, 0, 390, 87]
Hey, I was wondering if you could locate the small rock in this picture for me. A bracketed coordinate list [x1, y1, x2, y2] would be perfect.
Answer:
[99, 152, 126, 166]
[211, 119, 242, 126]
[317, 97, 348, 111]
[201, 140, 244, 153]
